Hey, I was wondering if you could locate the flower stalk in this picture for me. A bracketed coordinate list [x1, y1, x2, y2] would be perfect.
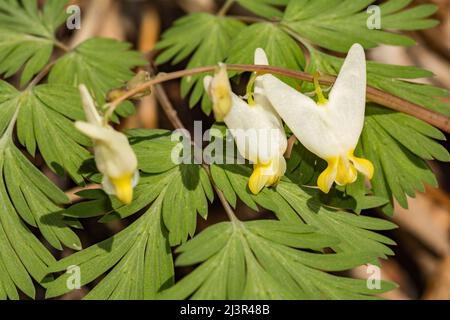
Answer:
[108, 64, 450, 133]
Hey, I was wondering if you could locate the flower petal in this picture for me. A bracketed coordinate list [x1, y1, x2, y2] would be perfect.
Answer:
[317, 157, 338, 193]
[109, 173, 134, 204]
[350, 154, 374, 179]
[335, 157, 357, 186]
[254, 48, 269, 65]
[79, 84, 102, 125]
[207, 63, 232, 122]
[74, 121, 111, 141]
[327, 43, 366, 150]
[225, 93, 287, 164]
[261, 74, 342, 159]
[249, 166, 271, 195]
[102, 175, 116, 195]
[248, 156, 286, 194]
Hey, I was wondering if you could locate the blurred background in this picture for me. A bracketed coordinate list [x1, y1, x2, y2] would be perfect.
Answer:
[32, 0, 450, 299]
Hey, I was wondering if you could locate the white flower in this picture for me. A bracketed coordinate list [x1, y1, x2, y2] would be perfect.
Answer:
[204, 51, 288, 194]
[259, 43, 374, 193]
[75, 85, 139, 204]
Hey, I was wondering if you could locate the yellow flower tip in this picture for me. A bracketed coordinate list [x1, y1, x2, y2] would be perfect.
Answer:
[109, 173, 134, 205]
[317, 157, 338, 194]
[248, 160, 283, 195]
[335, 156, 357, 186]
[317, 152, 375, 193]
[349, 153, 374, 180]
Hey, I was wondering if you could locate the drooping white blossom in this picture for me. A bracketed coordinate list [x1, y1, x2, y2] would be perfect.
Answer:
[75, 85, 139, 204]
[204, 51, 288, 194]
[260, 43, 374, 193]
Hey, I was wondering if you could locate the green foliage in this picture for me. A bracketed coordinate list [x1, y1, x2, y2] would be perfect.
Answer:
[0, 2, 148, 299]
[0, 80, 92, 183]
[0, 70, 81, 299]
[46, 196, 173, 300]
[0, 0, 68, 86]
[1, 142, 81, 251]
[282, 0, 438, 52]
[361, 106, 445, 214]
[226, 22, 305, 86]
[0, 126, 79, 299]
[235, 0, 290, 19]
[159, 220, 396, 299]
[211, 164, 397, 261]
[62, 129, 213, 246]
[16, 84, 92, 183]
[0, 178, 56, 299]
[49, 38, 147, 105]
[0, 0, 448, 301]
[155, 13, 245, 113]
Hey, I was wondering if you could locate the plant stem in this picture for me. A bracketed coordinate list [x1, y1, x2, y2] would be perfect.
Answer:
[152, 83, 185, 130]
[109, 64, 450, 133]
[227, 15, 268, 23]
[218, 0, 235, 16]
[54, 40, 71, 52]
[153, 81, 240, 223]
[211, 177, 241, 224]
[26, 60, 57, 90]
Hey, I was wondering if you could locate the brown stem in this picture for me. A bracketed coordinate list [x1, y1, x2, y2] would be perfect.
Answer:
[153, 81, 240, 223]
[227, 15, 269, 23]
[25, 60, 58, 90]
[211, 176, 240, 224]
[54, 40, 71, 53]
[218, 0, 235, 16]
[153, 83, 185, 130]
[109, 64, 450, 133]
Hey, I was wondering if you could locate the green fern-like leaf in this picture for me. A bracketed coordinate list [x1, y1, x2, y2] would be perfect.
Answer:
[48, 38, 147, 105]
[226, 22, 305, 87]
[45, 196, 173, 300]
[0, 81, 92, 184]
[155, 13, 245, 114]
[0, 0, 68, 86]
[212, 164, 397, 261]
[0, 124, 80, 298]
[62, 129, 214, 246]
[235, 0, 290, 19]
[159, 220, 396, 299]
[281, 0, 438, 52]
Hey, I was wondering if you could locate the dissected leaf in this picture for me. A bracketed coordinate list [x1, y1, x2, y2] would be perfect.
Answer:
[0, 0, 68, 85]
[226, 22, 305, 87]
[49, 38, 147, 105]
[0, 138, 77, 299]
[282, 0, 438, 52]
[159, 220, 396, 299]
[61, 129, 214, 246]
[236, 0, 290, 19]
[46, 196, 174, 300]
[155, 13, 245, 113]
[15, 84, 91, 184]
[212, 163, 396, 261]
